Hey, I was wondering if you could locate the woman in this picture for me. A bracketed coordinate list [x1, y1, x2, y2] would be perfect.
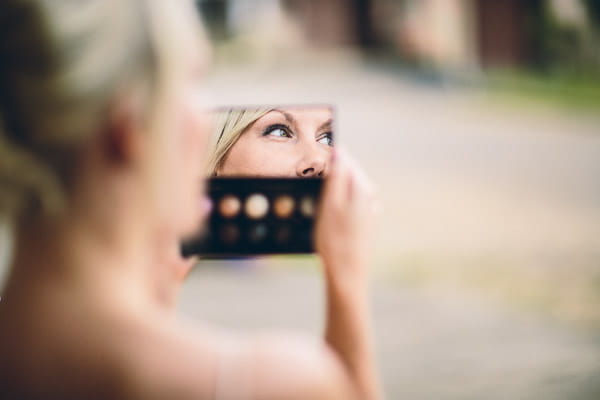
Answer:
[207, 106, 333, 177]
[0, 1, 381, 399]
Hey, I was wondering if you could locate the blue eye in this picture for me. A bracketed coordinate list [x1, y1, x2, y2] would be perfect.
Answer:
[263, 124, 293, 138]
[317, 133, 333, 146]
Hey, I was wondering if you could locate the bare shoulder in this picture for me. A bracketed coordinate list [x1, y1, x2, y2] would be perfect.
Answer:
[239, 331, 355, 400]
[112, 317, 218, 400]
[117, 320, 353, 400]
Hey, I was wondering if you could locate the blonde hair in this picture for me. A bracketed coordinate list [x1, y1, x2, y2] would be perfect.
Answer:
[206, 108, 271, 175]
[0, 0, 163, 220]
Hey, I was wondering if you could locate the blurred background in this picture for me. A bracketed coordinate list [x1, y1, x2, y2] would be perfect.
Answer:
[178, 1, 600, 399]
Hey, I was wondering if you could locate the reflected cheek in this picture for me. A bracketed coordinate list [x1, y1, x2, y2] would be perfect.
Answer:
[224, 140, 298, 177]
[322, 149, 334, 177]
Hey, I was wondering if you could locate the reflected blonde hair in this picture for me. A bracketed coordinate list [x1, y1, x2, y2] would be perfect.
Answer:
[0, 0, 172, 219]
[206, 108, 271, 175]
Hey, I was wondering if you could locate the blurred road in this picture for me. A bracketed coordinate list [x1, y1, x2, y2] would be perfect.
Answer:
[180, 263, 600, 400]
[178, 59, 600, 399]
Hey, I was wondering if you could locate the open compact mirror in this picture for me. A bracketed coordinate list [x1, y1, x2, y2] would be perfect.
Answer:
[182, 105, 335, 257]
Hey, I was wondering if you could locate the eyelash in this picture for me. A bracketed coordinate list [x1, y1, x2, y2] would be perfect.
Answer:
[318, 132, 334, 146]
[262, 124, 294, 138]
[262, 124, 333, 146]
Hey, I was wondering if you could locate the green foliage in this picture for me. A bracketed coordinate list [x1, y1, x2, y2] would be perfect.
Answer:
[582, 0, 600, 28]
[526, 0, 598, 76]
[488, 69, 600, 110]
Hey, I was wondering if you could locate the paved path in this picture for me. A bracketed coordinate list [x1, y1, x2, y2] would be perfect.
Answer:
[179, 263, 600, 399]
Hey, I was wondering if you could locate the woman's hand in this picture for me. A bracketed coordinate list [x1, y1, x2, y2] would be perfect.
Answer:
[315, 148, 377, 290]
[315, 149, 383, 400]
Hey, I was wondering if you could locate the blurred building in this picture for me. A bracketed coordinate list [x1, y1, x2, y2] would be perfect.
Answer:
[368, 0, 591, 70]
[197, 0, 596, 72]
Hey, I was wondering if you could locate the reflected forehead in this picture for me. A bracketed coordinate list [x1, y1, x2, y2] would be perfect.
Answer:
[264, 107, 333, 130]
[278, 107, 332, 122]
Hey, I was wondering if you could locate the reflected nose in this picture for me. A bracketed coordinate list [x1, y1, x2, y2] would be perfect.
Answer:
[296, 149, 329, 178]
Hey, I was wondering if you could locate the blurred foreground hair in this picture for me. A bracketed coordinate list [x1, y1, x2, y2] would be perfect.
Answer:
[0, 0, 160, 219]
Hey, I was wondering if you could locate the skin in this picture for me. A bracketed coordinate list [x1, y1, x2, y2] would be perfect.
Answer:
[218, 107, 333, 177]
[0, 1, 382, 399]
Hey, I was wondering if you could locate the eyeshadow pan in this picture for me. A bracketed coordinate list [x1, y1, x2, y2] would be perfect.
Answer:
[219, 195, 241, 218]
[275, 225, 292, 244]
[245, 193, 269, 219]
[300, 196, 315, 217]
[273, 195, 295, 218]
[219, 223, 239, 244]
[248, 223, 268, 243]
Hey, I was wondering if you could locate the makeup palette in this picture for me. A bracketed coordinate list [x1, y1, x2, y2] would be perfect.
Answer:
[182, 177, 323, 257]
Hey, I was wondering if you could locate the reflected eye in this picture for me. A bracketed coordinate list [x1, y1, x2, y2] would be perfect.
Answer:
[263, 124, 293, 139]
[317, 133, 333, 147]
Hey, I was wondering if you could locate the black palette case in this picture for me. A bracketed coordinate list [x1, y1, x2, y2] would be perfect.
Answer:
[181, 177, 323, 257]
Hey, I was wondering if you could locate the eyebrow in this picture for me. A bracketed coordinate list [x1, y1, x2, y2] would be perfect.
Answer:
[317, 119, 333, 133]
[271, 109, 297, 128]
[272, 109, 332, 136]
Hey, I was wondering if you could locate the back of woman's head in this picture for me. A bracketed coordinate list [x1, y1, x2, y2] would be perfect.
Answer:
[0, 0, 159, 220]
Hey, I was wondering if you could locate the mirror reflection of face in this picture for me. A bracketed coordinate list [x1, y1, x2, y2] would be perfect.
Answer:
[217, 107, 333, 178]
